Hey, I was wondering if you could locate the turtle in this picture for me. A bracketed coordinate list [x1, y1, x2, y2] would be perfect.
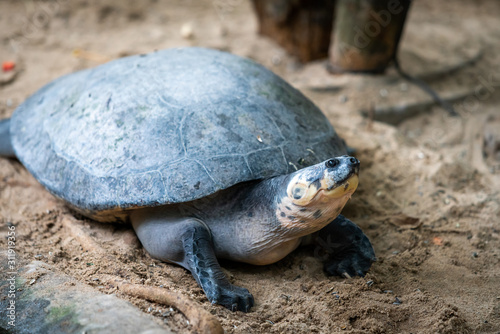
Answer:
[0, 47, 375, 312]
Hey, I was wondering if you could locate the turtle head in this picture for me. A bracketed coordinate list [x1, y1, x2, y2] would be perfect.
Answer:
[286, 156, 359, 206]
[276, 156, 360, 233]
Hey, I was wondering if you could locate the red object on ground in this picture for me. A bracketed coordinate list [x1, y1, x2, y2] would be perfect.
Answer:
[2, 61, 15, 72]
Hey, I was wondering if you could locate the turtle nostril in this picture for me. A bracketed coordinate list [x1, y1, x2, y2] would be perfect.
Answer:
[349, 157, 359, 165]
[326, 158, 339, 168]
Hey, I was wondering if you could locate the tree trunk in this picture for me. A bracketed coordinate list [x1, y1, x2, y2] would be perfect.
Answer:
[251, 0, 335, 63]
[328, 0, 411, 73]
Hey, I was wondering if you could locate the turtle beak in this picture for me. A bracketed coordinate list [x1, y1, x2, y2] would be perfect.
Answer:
[325, 156, 360, 187]
[320, 156, 360, 197]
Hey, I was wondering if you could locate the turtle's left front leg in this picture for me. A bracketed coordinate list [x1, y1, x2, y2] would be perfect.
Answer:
[313, 215, 376, 277]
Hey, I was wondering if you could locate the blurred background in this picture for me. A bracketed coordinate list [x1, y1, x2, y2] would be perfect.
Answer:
[1, 1, 499, 333]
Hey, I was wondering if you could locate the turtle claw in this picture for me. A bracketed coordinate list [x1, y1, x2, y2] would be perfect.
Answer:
[206, 282, 254, 312]
[316, 215, 375, 278]
[324, 250, 374, 277]
[356, 269, 366, 277]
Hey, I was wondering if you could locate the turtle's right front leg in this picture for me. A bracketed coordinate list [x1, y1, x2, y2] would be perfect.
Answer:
[131, 211, 254, 312]
[181, 221, 254, 312]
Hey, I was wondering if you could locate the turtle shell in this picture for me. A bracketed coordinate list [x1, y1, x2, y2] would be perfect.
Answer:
[11, 47, 346, 220]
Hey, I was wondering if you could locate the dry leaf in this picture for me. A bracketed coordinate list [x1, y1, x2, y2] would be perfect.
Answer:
[432, 237, 444, 246]
[387, 214, 422, 229]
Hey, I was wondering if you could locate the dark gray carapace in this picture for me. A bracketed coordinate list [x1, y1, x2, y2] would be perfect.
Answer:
[8, 47, 347, 216]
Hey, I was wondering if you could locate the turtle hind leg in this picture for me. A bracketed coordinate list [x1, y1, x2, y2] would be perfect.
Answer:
[313, 214, 376, 277]
[0, 118, 15, 157]
[131, 212, 254, 312]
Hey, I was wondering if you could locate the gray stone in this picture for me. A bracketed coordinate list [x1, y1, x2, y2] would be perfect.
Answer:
[0, 253, 173, 334]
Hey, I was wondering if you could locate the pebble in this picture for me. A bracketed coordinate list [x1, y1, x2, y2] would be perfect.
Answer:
[180, 23, 194, 39]
[271, 54, 282, 66]
[379, 88, 388, 98]
[339, 95, 348, 103]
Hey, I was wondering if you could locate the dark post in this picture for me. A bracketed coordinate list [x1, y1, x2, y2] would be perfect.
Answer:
[251, 0, 336, 63]
[328, 0, 411, 73]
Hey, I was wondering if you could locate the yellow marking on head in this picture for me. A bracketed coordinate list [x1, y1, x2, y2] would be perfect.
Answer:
[318, 174, 359, 202]
[286, 173, 321, 206]
[278, 174, 359, 236]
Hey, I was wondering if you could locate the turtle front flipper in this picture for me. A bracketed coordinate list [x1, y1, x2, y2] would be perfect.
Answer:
[131, 211, 254, 312]
[182, 222, 254, 312]
[313, 215, 376, 278]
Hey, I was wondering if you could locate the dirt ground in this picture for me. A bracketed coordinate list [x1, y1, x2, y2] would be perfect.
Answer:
[1, 0, 500, 333]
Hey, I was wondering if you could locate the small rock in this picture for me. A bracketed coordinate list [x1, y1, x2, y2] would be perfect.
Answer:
[271, 54, 282, 66]
[180, 23, 194, 39]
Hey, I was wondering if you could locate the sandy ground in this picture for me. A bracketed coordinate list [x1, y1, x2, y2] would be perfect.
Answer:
[1, 0, 500, 333]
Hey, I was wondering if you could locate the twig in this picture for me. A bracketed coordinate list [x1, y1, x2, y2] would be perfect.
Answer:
[61, 216, 106, 254]
[116, 282, 223, 334]
[72, 48, 112, 63]
[393, 56, 458, 117]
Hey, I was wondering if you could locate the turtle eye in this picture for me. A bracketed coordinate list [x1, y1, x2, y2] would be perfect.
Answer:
[325, 159, 339, 168]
